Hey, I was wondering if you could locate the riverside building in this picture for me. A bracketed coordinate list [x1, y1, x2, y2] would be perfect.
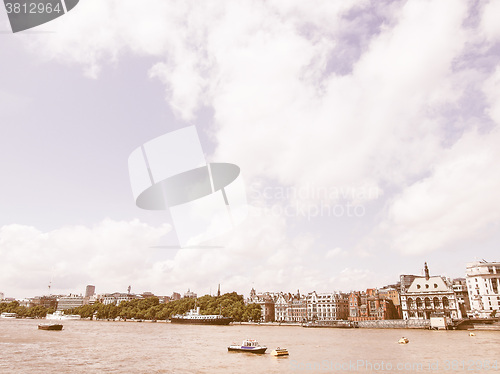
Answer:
[306, 291, 348, 321]
[400, 263, 462, 320]
[247, 288, 275, 322]
[274, 291, 307, 322]
[466, 260, 500, 318]
[57, 294, 85, 311]
[348, 289, 400, 321]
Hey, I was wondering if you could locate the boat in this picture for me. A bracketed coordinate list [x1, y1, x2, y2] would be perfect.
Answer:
[398, 337, 409, 344]
[46, 311, 81, 320]
[38, 324, 63, 331]
[271, 347, 289, 356]
[170, 307, 232, 325]
[0, 312, 17, 319]
[228, 339, 267, 354]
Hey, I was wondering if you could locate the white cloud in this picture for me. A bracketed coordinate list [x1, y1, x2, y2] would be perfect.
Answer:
[379, 127, 500, 255]
[22, 0, 472, 201]
[144, 205, 320, 295]
[0, 219, 170, 298]
[483, 66, 500, 124]
[9, 0, 500, 292]
[327, 267, 381, 292]
[325, 247, 346, 259]
[480, 0, 500, 42]
[210, 0, 469, 201]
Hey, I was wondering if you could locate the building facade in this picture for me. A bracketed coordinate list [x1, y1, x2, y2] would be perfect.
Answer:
[183, 289, 197, 299]
[452, 278, 471, 317]
[466, 260, 500, 318]
[31, 295, 58, 309]
[348, 289, 400, 321]
[274, 291, 307, 322]
[101, 292, 138, 305]
[247, 289, 275, 322]
[85, 285, 95, 298]
[57, 294, 85, 310]
[400, 263, 462, 320]
[306, 291, 348, 321]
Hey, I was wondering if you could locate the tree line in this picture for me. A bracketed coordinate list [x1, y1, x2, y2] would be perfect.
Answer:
[0, 300, 54, 318]
[67, 292, 262, 321]
[1, 292, 262, 322]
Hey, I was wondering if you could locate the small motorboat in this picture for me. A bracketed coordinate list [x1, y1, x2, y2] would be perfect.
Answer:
[228, 339, 267, 354]
[271, 347, 289, 356]
[469, 331, 475, 336]
[398, 337, 409, 344]
[38, 324, 63, 331]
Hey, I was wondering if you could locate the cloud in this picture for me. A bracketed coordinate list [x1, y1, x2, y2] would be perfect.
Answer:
[379, 127, 500, 255]
[325, 247, 346, 259]
[0, 219, 170, 298]
[10, 0, 500, 292]
[327, 267, 381, 292]
[22, 0, 475, 200]
[480, 0, 500, 42]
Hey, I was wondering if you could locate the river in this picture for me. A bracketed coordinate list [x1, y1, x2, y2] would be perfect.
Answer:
[1, 319, 498, 373]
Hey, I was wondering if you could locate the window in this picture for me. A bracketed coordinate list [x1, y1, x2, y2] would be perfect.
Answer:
[443, 297, 449, 307]
[434, 284, 438, 288]
[417, 285, 421, 289]
[433, 297, 440, 308]
[425, 284, 429, 289]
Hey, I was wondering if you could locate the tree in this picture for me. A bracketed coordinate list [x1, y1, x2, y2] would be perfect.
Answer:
[244, 303, 262, 322]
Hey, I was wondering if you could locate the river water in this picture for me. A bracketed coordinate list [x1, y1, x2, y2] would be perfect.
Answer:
[0, 319, 499, 373]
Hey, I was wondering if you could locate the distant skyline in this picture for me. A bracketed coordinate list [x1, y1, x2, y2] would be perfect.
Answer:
[2, 1, 500, 299]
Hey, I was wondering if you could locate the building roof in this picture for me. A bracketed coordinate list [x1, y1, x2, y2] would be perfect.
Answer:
[406, 276, 451, 293]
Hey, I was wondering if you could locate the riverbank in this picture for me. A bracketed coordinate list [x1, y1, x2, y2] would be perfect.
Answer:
[6, 316, 500, 330]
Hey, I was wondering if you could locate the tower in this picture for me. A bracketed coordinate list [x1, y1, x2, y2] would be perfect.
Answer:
[85, 285, 95, 298]
[217, 284, 221, 297]
[424, 262, 430, 280]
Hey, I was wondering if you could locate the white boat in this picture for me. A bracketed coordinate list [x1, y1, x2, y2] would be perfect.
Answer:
[46, 311, 81, 320]
[228, 339, 267, 354]
[0, 312, 17, 319]
[171, 307, 232, 325]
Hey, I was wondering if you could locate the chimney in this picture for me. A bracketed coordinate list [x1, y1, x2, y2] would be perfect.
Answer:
[424, 262, 430, 280]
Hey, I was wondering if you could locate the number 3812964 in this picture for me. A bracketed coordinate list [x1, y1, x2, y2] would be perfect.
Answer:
[5, 2, 62, 14]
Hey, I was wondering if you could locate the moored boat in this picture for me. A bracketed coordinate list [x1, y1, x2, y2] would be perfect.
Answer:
[170, 307, 232, 325]
[0, 312, 17, 319]
[228, 339, 267, 354]
[38, 324, 63, 331]
[271, 347, 289, 356]
[46, 311, 81, 320]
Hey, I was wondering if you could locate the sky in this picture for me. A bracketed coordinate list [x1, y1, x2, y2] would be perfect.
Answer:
[1, 0, 500, 300]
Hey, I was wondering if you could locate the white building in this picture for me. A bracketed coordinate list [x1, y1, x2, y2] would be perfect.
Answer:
[306, 291, 348, 321]
[400, 263, 462, 320]
[274, 291, 307, 323]
[466, 260, 500, 318]
[101, 292, 138, 305]
[183, 289, 197, 299]
[57, 295, 85, 311]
